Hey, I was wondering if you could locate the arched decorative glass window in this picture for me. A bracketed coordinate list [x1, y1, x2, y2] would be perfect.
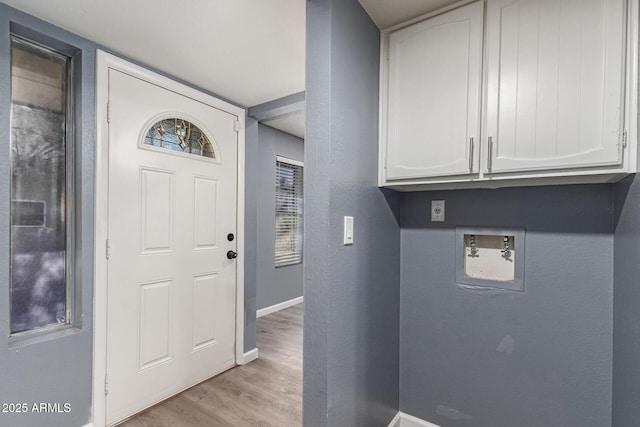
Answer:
[144, 118, 216, 159]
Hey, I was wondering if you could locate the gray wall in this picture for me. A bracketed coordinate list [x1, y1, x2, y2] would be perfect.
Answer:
[613, 174, 640, 427]
[304, 0, 400, 425]
[257, 124, 304, 311]
[400, 185, 614, 427]
[0, 6, 96, 427]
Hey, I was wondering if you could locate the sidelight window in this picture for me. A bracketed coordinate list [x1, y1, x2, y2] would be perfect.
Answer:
[10, 36, 73, 334]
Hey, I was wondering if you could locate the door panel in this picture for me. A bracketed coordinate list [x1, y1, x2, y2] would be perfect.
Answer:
[140, 168, 174, 253]
[485, 0, 626, 173]
[192, 273, 218, 350]
[139, 280, 173, 369]
[193, 177, 218, 249]
[106, 69, 238, 425]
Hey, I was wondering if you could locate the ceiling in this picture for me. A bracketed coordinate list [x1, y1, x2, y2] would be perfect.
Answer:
[3, 0, 306, 109]
[3, 0, 460, 139]
[358, 0, 462, 29]
[263, 111, 306, 140]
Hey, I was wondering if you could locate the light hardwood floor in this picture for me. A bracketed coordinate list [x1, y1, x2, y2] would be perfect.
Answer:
[119, 303, 303, 427]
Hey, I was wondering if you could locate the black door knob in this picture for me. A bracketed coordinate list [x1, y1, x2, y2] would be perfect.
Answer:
[227, 250, 238, 260]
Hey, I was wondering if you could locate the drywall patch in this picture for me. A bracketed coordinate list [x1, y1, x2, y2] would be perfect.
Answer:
[497, 334, 515, 355]
[435, 405, 472, 421]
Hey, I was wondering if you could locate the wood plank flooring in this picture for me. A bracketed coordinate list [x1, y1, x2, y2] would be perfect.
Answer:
[118, 303, 303, 427]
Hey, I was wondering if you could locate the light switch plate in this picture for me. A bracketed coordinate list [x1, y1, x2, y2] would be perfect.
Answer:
[344, 216, 354, 245]
[431, 200, 445, 222]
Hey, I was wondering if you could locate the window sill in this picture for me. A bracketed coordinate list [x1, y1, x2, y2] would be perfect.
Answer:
[8, 324, 81, 349]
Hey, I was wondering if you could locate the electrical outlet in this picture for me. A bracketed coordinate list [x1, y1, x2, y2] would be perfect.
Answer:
[431, 200, 445, 222]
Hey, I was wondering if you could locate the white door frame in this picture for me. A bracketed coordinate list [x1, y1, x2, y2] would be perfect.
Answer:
[92, 50, 246, 427]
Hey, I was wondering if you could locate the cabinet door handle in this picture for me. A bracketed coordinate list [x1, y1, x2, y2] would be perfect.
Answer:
[487, 136, 493, 172]
[469, 137, 474, 172]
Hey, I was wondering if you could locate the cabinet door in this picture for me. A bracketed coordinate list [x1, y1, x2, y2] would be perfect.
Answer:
[385, 1, 484, 180]
[485, 0, 627, 174]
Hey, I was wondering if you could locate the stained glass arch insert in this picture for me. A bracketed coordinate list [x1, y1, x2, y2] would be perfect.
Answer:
[144, 117, 217, 159]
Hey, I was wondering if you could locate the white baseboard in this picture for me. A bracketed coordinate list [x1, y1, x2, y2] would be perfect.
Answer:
[238, 347, 259, 365]
[388, 412, 402, 427]
[257, 296, 303, 318]
[82, 423, 94, 427]
[388, 412, 440, 427]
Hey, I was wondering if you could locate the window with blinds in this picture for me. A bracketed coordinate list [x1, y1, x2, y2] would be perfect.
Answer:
[275, 156, 304, 267]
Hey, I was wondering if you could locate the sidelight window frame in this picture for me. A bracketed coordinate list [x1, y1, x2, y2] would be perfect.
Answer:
[8, 33, 77, 339]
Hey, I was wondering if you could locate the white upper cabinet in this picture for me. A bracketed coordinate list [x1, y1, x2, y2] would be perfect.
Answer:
[380, 0, 638, 190]
[485, 0, 627, 174]
[384, 1, 484, 180]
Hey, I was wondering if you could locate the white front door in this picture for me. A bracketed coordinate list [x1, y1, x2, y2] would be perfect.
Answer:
[105, 69, 238, 425]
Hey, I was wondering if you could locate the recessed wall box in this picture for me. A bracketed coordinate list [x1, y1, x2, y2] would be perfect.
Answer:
[455, 227, 525, 291]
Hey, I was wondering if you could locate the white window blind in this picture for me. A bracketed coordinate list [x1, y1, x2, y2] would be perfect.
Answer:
[275, 156, 303, 267]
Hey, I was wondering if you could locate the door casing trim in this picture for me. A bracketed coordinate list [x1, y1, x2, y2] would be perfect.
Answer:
[93, 50, 246, 427]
